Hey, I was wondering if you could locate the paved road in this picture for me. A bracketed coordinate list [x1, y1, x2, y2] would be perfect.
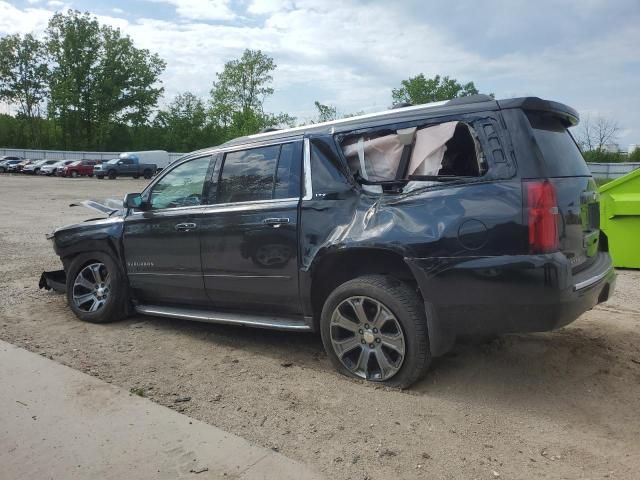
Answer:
[0, 340, 323, 480]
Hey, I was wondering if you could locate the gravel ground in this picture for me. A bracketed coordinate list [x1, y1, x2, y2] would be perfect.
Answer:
[1, 174, 639, 480]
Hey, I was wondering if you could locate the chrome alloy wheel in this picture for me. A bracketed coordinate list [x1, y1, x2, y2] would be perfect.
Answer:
[329, 296, 406, 381]
[72, 263, 111, 313]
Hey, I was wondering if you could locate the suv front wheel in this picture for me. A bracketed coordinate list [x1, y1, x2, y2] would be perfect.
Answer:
[320, 275, 431, 388]
[66, 252, 128, 323]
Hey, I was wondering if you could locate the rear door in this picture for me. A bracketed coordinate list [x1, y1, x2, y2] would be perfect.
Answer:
[526, 112, 600, 271]
[200, 140, 303, 314]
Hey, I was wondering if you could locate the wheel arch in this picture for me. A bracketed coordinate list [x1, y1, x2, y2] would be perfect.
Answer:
[308, 247, 420, 329]
[58, 238, 124, 273]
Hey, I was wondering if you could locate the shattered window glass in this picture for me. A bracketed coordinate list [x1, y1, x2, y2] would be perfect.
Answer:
[340, 121, 485, 182]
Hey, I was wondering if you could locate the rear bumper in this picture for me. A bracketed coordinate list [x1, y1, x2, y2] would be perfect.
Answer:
[406, 252, 615, 355]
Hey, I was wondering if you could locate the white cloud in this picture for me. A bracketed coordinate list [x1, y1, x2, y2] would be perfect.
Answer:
[149, 0, 235, 21]
[246, 0, 293, 15]
[112, 7, 124, 14]
[0, 0, 638, 144]
[0, 1, 51, 34]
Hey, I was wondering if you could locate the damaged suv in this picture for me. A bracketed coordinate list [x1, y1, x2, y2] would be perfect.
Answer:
[41, 95, 615, 388]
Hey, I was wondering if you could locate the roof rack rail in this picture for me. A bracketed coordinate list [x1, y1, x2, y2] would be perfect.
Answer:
[259, 127, 280, 133]
[445, 94, 494, 106]
[391, 102, 413, 109]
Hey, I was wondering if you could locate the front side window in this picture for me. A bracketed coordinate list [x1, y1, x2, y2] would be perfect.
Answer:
[217, 143, 301, 203]
[149, 156, 211, 209]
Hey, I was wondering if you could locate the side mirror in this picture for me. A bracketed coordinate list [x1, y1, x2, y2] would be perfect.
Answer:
[124, 193, 146, 210]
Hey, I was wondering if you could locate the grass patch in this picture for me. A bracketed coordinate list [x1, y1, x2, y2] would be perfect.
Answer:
[130, 387, 146, 397]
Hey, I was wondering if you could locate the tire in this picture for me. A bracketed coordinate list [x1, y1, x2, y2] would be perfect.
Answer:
[97, 175, 104, 179]
[70, 170, 78, 178]
[89, 174, 94, 177]
[132, 175, 140, 179]
[320, 275, 430, 388]
[0, 167, 6, 173]
[108, 170, 117, 180]
[143, 169, 152, 179]
[66, 252, 128, 324]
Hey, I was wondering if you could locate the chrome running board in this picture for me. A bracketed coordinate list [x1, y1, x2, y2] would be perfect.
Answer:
[134, 304, 312, 331]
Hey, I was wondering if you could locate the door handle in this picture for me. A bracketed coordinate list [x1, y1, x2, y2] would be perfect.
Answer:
[263, 217, 290, 227]
[175, 222, 197, 232]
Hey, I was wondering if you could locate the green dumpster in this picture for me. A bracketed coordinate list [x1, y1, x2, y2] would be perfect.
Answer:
[599, 167, 640, 268]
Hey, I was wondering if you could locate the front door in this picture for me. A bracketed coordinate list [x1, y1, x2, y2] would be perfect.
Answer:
[123, 155, 214, 305]
[200, 141, 303, 314]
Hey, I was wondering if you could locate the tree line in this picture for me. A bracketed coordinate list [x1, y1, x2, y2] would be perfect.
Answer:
[0, 11, 485, 153]
[15, 9, 636, 161]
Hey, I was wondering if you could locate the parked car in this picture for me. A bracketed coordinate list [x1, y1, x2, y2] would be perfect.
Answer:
[0, 159, 24, 173]
[0, 155, 23, 166]
[119, 151, 170, 171]
[39, 160, 74, 176]
[23, 159, 58, 175]
[13, 159, 39, 172]
[41, 95, 615, 388]
[94, 155, 156, 180]
[53, 159, 81, 176]
[60, 159, 100, 177]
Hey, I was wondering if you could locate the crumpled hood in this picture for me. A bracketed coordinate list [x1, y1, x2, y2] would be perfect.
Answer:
[69, 197, 125, 216]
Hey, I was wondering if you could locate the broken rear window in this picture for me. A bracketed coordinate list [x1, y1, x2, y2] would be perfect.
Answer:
[339, 121, 487, 183]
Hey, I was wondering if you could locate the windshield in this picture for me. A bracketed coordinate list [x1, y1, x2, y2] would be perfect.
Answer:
[69, 161, 81, 166]
[107, 158, 119, 164]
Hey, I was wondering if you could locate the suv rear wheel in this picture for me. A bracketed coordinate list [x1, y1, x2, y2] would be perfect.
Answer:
[320, 275, 430, 388]
[66, 252, 128, 324]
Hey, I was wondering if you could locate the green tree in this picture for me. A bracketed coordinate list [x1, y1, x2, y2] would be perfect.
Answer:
[209, 49, 293, 138]
[154, 92, 217, 151]
[46, 10, 165, 149]
[0, 34, 49, 146]
[629, 148, 640, 163]
[582, 150, 625, 163]
[392, 74, 480, 105]
[314, 101, 337, 123]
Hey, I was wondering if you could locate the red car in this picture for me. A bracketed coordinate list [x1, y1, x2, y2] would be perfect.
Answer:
[60, 160, 101, 177]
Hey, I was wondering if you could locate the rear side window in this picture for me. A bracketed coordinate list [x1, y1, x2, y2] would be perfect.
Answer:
[217, 142, 301, 203]
[527, 112, 590, 177]
[338, 120, 486, 182]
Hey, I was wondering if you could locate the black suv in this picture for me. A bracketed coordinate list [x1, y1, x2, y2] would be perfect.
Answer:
[41, 95, 615, 387]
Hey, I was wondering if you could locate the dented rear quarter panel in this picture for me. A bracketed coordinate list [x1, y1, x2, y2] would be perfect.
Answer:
[298, 129, 527, 322]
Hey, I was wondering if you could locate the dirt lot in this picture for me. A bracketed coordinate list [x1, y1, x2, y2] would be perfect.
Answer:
[1, 174, 639, 480]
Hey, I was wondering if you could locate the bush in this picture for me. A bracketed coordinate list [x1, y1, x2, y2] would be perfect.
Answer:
[629, 149, 640, 163]
[583, 150, 626, 163]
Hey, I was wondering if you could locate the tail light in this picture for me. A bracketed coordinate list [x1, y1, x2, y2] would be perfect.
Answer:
[525, 180, 559, 253]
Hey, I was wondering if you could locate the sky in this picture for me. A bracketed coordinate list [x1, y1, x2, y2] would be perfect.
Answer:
[1, 0, 639, 147]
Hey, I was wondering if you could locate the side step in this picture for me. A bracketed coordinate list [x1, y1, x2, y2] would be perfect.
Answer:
[134, 304, 312, 332]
